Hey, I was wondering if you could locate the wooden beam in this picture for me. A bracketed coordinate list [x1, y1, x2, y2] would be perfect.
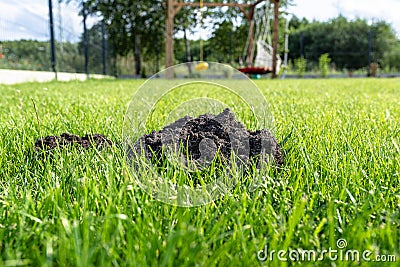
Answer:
[237, 5, 250, 20]
[245, 3, 258, 66]
[163, 0, 265, 8]
[164, 0, 266, 72]
[174, 4, 183, 16]
[271, 0, 279, 78]
[252, 0, 266, 7]
[173, 2, 253, 8]
[173, 1, 266, 20]
[246, 19, 255, 66]
[162, 1, 266, 21]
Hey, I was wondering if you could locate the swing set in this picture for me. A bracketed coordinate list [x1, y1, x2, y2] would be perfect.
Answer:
[165, 0, 281, 77]
[238, 1, 281, 75]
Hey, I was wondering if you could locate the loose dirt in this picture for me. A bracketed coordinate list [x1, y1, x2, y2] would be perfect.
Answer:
[134, 108, 283, 168]
[35, 133, 113, 151]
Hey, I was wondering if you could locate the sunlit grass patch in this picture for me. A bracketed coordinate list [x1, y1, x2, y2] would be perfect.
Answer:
[0, 78, 399, 266]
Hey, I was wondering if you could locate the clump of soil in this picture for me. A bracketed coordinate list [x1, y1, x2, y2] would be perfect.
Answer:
[35, 133, 113, 151]
[134, 108, 282, 168]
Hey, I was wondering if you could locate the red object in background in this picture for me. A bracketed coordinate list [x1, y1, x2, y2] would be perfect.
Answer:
[0, 54, 5, 59]
[238, 67, 272, 75]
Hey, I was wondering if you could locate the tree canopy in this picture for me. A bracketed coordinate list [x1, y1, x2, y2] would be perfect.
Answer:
[288, 16, 400, 70]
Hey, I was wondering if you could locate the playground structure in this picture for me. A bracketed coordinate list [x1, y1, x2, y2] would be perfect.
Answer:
[238, 1, 282, 76]
[165, 0, 281, 77]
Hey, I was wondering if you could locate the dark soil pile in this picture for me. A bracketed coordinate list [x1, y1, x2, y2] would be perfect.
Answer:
[134, 108, 282, 168]
[35, 133, 113, 151]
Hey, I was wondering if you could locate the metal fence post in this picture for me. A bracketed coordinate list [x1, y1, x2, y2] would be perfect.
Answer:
[83, 0, 89, 78]
[48, 0, 57, 79]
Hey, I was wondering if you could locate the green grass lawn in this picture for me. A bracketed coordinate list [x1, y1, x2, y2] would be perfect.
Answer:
[0, 78, 399, 266]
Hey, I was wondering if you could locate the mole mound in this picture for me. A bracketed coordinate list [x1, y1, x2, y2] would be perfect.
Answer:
[35, 133, 113, 151]
[134, 108, 282, 168]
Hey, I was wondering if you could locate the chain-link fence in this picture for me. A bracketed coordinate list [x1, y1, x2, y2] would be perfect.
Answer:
[0, 0, 116, 77]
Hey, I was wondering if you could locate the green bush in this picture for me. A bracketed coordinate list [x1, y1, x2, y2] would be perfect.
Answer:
[319, 53, 331, 78]
[295, 56, 307, 78]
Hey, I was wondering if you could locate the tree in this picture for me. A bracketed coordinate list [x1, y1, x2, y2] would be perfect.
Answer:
[77, 22, 115, 75]
[208, 21, 248, 64]
[288, 16, 400, 71]
[318, 53, 331, 78]
[81, 0, 164, 76]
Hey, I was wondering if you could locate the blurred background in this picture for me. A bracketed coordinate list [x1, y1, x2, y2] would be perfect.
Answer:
[1, 0, 400, 78]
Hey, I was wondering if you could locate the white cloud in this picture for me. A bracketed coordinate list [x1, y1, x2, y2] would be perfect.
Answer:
[0, 0, 48, 40]
[0, 0, 99, 42]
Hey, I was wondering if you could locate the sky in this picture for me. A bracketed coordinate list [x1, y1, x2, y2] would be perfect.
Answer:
[0, 0, 400, 42]
[0, 0, 99, 42]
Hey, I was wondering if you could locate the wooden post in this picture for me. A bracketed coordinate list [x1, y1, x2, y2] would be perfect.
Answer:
[271, 0, 279, 78]
[166, 0, 174, 78]
[246, 16, 255, 66]
[163, 0, 265, 74]
[48, 0, 57, 79]
[244, 2, 263, 67]
[83, 1, 90, 78]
